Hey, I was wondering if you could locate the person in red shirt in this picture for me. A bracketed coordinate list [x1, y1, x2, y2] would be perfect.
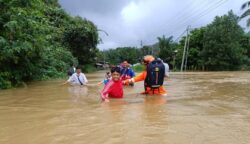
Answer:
[101, 66, 123, 102]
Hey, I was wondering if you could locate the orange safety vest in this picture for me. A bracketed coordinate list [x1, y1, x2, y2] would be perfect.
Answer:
[131, 71, 167, 95]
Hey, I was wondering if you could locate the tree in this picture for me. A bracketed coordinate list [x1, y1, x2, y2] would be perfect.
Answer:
[176, 27, 206, 70]
[157, 35, 175, 62]
[240, 33, 250, 69]
[103, 47, 141, 65]
[0, 0, 97, 89]
[63, 17, 99, 65]
[202, 11, 246, 70]
[141, 46, 152, 56]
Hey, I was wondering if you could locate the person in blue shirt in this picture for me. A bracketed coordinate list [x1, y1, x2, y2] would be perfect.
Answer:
[97, 72, 112, 85]
[120, 60, 135, 85]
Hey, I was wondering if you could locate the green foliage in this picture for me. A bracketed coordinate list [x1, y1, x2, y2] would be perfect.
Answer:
[175, 11, 250, 71]
[102, 47, 141, 65]
[81, 64, 97, 73]
[141, 46, 153, 56]
[157, 35, 178, 69]
[239, 33, 250, 69]
[97, 10, 249, 72]
[63, 17, 99, 65]
[202, 11, 246, 70]
[0, 72, 12, 89]
[175, 27, 206, 70]
[96, 49, 105, 62]
[132, 64, 144, 72]
[0, 0, 98, 89]
[158, 35, 175, 61]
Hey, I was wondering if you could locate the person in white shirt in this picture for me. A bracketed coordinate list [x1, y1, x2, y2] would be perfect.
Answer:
[157, 58, 170, 78]
[63, 66, 88, 86]
[163, 62, 170, 78]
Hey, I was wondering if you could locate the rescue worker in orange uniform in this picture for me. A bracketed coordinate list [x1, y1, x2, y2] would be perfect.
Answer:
[123, 55, 167, 96]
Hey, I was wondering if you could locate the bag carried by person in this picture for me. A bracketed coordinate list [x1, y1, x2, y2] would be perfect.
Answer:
[67, 67, 75, 76]
[145, 59, 165, 91]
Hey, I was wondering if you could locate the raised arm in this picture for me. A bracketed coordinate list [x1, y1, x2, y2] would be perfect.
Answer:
[100, 80, 114, 102]
[61, 76, 73, 85]
[123, 71, 146, 85]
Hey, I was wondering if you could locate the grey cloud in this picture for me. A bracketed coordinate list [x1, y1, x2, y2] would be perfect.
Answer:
[59, 0, 131, 16]
[59, 0, 248, 49]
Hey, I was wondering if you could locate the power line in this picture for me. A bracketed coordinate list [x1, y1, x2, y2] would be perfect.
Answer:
[158, 0, 220, 39]
[155, 0, 227, 46]
[170, 0, 227, 36]
[164, 0, 217, 30]
[188, 0, 229, 25]
[179, 0, 228, 72]
[168, 0, 228, 36]
[152, 0, 229, 51]
[174, 29, 187, 42]
[174, 0, 226, 29]
[158, 0, 210, 30]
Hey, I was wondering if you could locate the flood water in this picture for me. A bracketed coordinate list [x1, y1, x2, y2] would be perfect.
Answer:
[0, 71, 250, 144]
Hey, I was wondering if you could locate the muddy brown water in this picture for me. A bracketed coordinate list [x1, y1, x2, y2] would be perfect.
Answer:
[0, 71, 250, 144]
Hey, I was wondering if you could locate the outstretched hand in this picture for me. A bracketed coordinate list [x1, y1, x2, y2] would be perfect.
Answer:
[103, 99, 110, 102]
[59, 81, 68, 86]
[85, 83, 99, 87]
[122, 79, 130, 85]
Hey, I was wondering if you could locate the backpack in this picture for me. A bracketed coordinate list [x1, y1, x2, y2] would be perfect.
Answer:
[144, 60, 165, 92]
[67, 67, 75, 76]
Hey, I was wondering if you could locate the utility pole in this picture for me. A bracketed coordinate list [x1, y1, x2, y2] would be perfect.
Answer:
[103, 50, 105, 63]
[181, 25, 190, 72]
[140, 40, 144, 55]
[184, 34, 190, 71]
[151, 46, 153, 55]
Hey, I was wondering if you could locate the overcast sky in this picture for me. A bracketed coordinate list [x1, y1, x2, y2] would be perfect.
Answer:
[59, 0, 248, 50]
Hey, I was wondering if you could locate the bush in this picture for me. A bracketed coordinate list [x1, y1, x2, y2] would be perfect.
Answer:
[0, 0, 98, 89]
[0, 72, 12, 89]
[132, 64, 144, 72]
[81, 64, 97, 73]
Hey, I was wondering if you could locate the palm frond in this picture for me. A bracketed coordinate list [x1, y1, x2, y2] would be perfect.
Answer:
[242, 2, 247, 10]
[241, 9, 250, 19]
[241, 1, 250, 10]
[247, 18, 250, 27]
